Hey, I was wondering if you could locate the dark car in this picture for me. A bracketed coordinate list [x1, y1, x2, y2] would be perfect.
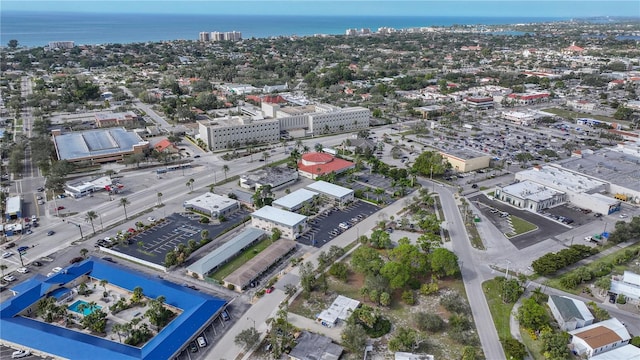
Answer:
[31, 261, 42, 267]
[102, 257, 117, 263]
[471, 184, 478, 189]
[189, 342, 198, 353]
[47, 230, 55, 236]
[193, 155, 201, 158]
[4, 242, 15, 249]
[17, 246, 29, 253]
[69, 257, 84, 264]
[37, 187, 44, 192]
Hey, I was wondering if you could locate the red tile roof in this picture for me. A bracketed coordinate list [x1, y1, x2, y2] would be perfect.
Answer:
[298, 153, 354, 176]
[154, 139, 177, 152]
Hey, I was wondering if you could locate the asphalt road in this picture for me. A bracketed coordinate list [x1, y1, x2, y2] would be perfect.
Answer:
[427, 178, 507, 360]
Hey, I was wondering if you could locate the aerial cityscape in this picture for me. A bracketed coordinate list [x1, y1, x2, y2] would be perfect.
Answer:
[1, 1, 640, 360]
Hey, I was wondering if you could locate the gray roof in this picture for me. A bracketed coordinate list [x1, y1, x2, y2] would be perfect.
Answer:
[305, 181, 353, 199]
[224, 240, 296, 288]
[187, 228, 266, 276]
[5, 196, 21, 214]
[288, 331, 343, 360]
[251, 206, 307, 227]
[273, 189, 318, 210]
[549, 295, 592, 322]
[55, 128, 148, 161]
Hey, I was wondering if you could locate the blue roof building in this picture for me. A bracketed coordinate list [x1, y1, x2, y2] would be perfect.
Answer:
[0, 258, 226, 359]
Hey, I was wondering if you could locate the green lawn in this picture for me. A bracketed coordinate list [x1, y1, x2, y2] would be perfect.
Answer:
[520, 327, 546, 360]
[541, 108, 622, 124]
[208, 238, 273, 281]
[482, 279, 514, 340]
[506, 216, 538, 238]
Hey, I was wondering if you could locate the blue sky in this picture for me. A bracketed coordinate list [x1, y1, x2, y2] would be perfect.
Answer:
[3, 0, 639, 17]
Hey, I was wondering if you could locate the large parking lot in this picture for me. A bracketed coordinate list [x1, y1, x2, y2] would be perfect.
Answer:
[110, 210, 249, 266]
[471, 194, 571, 250]
[298, 200, 379, 247]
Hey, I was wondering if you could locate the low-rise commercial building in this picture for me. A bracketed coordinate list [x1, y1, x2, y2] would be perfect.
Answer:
[297, 152, 355, 179]
[5, 196, 21, 220]
[52, 128, 149, 164]
[464, 96, 494, 109]
[569, 318, 631, 358]
[590, 345, 640, 360]
[239, 167, 298, 190]
[183, 192, 240, 218]
[94, 111, 138, 128]
[305, 181, 354, 206]
[610, 271, 640, 301]
[547, 295, 594, 331]
[223, 240, 296, 290]
[316, 295, 360, 328]
[251, 205, 307, 239]
[495, 180, 566, 212]
[186, 228, 266, 280]
[502, 111, 537, 126]
[272, 189, 319, 212]
[439, 148, 491, 173]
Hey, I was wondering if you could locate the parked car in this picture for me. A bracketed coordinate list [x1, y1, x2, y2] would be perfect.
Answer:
[4, 242, 15, 249]
[31, 261, 42, 267]
[197, 336, 207, 348]
[221, 310, 230, 321]
[17, 267, 29, 274]
[17, 246, 29, 253]
[3, 275, 16, 282]
[31, 215, 37, 221]
[52, 267, 63, 273]
[265, 286, 275, 294]
[189, 342, 198, 353]
[47, 230, 55, 236]
[11, 350, 31, 359]
[102, 257, 116, 263]
[69, 257, 83, 264]
[56, 206, 65, 211]
[2, 251, 13, 258]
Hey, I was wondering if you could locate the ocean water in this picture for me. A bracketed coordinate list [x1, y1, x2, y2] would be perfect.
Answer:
[1, 11, 567, 47]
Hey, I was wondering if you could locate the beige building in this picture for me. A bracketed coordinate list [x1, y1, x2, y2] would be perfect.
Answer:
[198, 116, 280, 151]
[439, 149, 491, 172]
[262, 103, 370, 136]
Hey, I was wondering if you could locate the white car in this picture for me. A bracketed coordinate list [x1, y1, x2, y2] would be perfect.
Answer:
[52, 267, 63, 273]
[147, 217, 156, 222]
[619, 214, 628, 219]
[31, 215, 37, 221]
[12, 350, 31, 359]
[197, 336, 207, 348]
[3, 275, 16, 282]
[2, 251, 12, 258]
[17, 267, 29, 274]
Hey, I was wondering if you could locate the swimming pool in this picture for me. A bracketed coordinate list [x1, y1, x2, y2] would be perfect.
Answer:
[68, 300, 102, 316]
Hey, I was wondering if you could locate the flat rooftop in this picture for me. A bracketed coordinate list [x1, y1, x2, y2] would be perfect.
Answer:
[306, 181, 354, 199]
[516, 165, 606, 194]
[54, 128, 147, 161]
[557, 150, 640, 193]
[440, 147, 491, 161]
[199, 117, 277, 128]
[251, 206, 307, 227]
[183, 192, 238, 212]
[278, 105, 317, 116]
[273, 189, 318, 210]
[500, 180, 564, 202]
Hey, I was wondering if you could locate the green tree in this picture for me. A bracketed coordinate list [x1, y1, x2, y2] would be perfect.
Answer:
[350, 245, 383, 276]
[119, 197, 130, 219]
[222, 164, 229, 181]
[518, 298, 549, 331]
[341, 322, 367, 354]
[412, 151, 449, 177]
[388, 327, 418, 352]
[145, 296, 174, 331]
[130, 286, 144, 305]
[234, 327, 260, 350]
[540, 330, 570, 360]
[415, 312, 445, 332]
[7, 39, 19, 49]
[329, 262, 348, 282]
[85, 210, 98, 235]
[299, 262, 316, 295]
[80, 248, 89, 259]
[430, 248, 459, 277]
[502, 338, 526, 360]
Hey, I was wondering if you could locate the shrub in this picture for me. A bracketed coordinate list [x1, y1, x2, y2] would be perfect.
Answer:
[440, 291, 470, 314]
[227, 283, 235, 290]
[617, 294, 627, 304]
[328, 262, 349, 282]
[415, 312, 445, 332]
[402, 290, 415, 305]
[502, 338, 526, 360]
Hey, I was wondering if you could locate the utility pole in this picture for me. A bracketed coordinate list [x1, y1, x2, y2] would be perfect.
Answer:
[67, 221, 84, 240]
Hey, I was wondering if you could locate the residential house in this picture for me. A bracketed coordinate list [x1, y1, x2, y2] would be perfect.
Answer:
[547, 295, 594, 331]
[569, 318, 631, 358]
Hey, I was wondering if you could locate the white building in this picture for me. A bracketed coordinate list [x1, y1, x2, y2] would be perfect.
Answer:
[5, 196, 21, 220]
[610, 271, 640, 302]
[272, 189, 318, 212]
[547, 295, 594, 331]
[502, 111, 537, 126]
[239, 167, 298, 190]
[514, 165, 621, 215]
[250, 206, 307, 239]
[495, 180, 566, 212]
[569, 318, 631, 358]
[316, 295, 360, 328]
[590, 345, 640, 360]
[263, 103, 370, 136]
[183, 192, 240, 218]
[198, 117, 280, 151]
[305, 181, 354, 206]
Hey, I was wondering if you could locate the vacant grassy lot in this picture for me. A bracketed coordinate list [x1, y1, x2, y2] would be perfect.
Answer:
[506, 216, 538, 238]
[482, 278, 513, 340]
[208, 238, 273, 281]
[541, 108, 621, 123]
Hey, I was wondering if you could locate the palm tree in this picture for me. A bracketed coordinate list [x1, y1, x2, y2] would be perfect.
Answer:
[187, 178, 195, 191]
[208, 184, 215, 193]
[314, 143, 323, 152]
[0, 264, 7, 277]
[295, 139, 303, 149]
[80, 248, 89, 259]
[156, 192, 163, 205]
[302, 145, 310, 153]
[262, 152, 270, 165]
[201, 229, 209, 242]
[85, 210, 98, 235]
[119, 197, 130, 220]
[222, 164, 229, 180]
[99, 279, 109, 293]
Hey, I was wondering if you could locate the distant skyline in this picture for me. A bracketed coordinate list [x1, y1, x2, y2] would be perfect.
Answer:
[3, 0, 639, 17]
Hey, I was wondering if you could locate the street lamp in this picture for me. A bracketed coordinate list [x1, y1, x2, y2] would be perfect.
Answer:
[67, 221, 84, 240]
[247, 317, 256, 330]
[505, 259, 512, 279]
[99, 213, 104, 231]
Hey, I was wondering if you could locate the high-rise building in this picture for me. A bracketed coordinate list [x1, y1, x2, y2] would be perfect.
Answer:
[199, 32, 211, 42]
